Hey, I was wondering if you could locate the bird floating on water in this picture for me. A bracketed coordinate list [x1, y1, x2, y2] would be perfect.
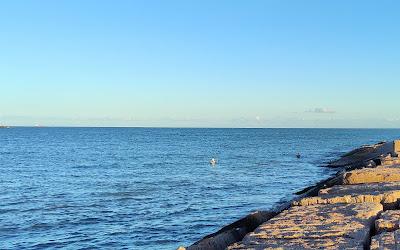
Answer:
[296, 153, 301, 159]
[210, 158, 217, 166]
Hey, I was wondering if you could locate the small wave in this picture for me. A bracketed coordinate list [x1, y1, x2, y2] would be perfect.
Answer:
[28, 222, 52, 230]
[0, 208, 19, 214]
[71, 164, 98, 169]
[77, 217, 102, 224]
[167, 206, 195, 216]
[0, 226, 19, 234]
[31, 241, 64, 249]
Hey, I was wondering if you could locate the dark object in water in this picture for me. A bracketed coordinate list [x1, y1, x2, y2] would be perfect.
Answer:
[296, 153, 301, 159]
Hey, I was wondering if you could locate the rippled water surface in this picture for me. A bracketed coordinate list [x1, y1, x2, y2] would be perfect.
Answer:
[1, 128, 400, 249]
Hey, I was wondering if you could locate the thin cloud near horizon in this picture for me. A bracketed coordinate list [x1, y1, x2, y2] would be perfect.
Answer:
[306, 108, 336, 114]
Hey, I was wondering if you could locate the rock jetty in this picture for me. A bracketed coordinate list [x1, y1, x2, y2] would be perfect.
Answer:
[183, 140, 400, 250]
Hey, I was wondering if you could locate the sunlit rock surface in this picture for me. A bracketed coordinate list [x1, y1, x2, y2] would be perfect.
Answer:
[341, 166, 400, 184]
[293, 182, 400, 209]
[228, 203, 382, 250]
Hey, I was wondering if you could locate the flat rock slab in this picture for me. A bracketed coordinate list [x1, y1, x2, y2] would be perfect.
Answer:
[375, 210, 400, 234]
[370, 230, 400, 250]
[341, 166, 400, 185]
[228, 203, 382, 250]
[293, 182, 400, 209]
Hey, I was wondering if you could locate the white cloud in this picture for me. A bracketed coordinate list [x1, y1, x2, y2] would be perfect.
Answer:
[306, 108, 336, 114]
[385, 118, 400, 122]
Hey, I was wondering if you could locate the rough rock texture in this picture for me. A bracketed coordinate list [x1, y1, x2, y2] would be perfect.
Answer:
[228, 203, 382, 250]
[375, 210, 400, 234]
[293, 182, 400, 209]
[370, 230, 400, 250]
[381, 157, 400, 167]
[228, 238, 364, 249]
[341, 167, 400, 184]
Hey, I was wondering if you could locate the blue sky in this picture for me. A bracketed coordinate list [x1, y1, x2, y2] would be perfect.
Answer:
[1, 0, 399, 127]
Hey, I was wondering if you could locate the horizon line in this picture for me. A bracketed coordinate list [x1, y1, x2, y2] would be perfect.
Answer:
[2, 125, 400, 130]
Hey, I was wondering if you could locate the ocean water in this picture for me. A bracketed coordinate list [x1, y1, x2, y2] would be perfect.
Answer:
[1, 128, 400, 249]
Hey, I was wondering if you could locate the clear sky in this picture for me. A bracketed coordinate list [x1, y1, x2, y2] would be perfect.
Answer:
[1, 0, 399, 128]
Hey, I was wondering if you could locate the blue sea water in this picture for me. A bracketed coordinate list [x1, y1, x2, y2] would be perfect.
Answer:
[1, 128, 400, 249]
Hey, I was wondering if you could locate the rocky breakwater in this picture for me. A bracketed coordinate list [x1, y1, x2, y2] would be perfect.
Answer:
[183, 140, 400, 250]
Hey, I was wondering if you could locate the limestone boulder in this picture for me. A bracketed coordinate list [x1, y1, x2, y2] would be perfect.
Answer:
[293, 182, 400, 209]
[228, 203, 382, 250]
[341, 167, 400, 185]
